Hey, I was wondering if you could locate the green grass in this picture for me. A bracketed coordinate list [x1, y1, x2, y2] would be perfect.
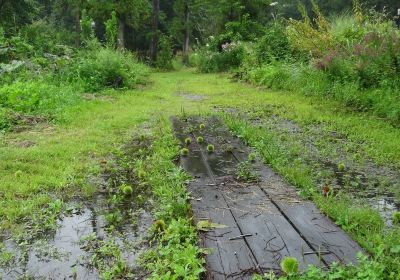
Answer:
[0, 69, 399, 278]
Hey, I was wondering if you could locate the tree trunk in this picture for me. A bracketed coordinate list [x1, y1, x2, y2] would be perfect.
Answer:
[117, 17, 125, 49]
[0, 0, 7, 14]
[182, 0, 190, 65]
[150, 0, 159, 63]
[75, 9, 81, 48]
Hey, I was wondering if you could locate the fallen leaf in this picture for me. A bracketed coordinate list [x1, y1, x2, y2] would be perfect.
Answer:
[197, 220, 228, 231]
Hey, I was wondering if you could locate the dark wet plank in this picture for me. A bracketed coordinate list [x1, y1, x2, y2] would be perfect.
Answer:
[253, 165, 363, 265]
[172, 116, 362, 277]
[190, 181, 260, 279]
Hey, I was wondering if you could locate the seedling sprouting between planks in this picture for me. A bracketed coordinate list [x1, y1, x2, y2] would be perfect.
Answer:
[185, 137, 192, 145]
[338, 163, 346, 172]
[207, 144, 214, 153]
[181, 148, 189, 156]
[248, 153, 256, 162]
[281, 257, 299, 274]
[120, 184, 133, 196]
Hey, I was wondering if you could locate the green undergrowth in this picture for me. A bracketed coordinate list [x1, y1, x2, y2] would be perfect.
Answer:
[224, 115, 400, 279]
[1, 70, 400, 278]
[141, 118, 205, 279]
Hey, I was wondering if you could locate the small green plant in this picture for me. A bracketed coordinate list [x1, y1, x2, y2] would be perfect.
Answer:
[248, 153, 256, 162]
[197, 136, 204, 144]
[338, 163, 346, 171]
[153, 219, 166, 233]
[137, 170, 146, 179]
[281, 256, 299, 274]
[393, 212, 400, 225]
[207, 144, 214, 153]
[105, 211, 122, 226]
[185, 137, 192, 145]
[14, 170, 23, 178]
[236, 161, 258, 182]
[222, 144, 234, 153]
[181, 148, 189, 156]
[199, 123, 205, 130]
[120, 184, 133, 196]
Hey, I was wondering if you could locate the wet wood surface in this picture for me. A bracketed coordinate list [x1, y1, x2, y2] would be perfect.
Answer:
[172, 116, 363, 279]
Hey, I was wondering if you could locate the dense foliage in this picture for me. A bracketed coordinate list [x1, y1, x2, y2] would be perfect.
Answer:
[191, 1, 400, 124]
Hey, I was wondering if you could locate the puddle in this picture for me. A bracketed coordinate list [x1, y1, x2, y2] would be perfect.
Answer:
[0, 197, 153, 280]
[0, 134, 155, 279]
[368, 197, 399, 227]
[176, 92, 206, 101]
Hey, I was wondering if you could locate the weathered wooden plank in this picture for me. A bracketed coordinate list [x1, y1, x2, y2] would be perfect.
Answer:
[255, 167, 363, 265]
[273, 201, 362, 265]
[190, 181, 260, 279]
[223, 184, 323, 271]
[173, 116, 363, 278]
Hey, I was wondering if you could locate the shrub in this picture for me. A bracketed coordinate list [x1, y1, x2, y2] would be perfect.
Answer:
[196, 40, 245, 73]
[0, 108, 14, 131]
[156, 35, 173, 70]
[254, 22, 291, 64]
[72, 48, 149, 92]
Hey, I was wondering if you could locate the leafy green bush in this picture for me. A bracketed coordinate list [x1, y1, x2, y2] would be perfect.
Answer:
[0, 108, 14, 131]
[254, 22, 291, 64]
[71, 48, 149, 92]
[196, 39, 245, 73]
[224, 14, 265, 42]
[156, 35, 174, 70]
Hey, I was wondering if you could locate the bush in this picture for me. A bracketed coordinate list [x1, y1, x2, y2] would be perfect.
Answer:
[156, 35, 173, 70]
[71, 47, 149, 92]
[0, 108, 14, 131]
[254, 22, 291, 64]
[195, 39, 245, 73]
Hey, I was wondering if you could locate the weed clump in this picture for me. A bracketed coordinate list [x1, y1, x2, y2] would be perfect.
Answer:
[222, 144, 234, 153]
[153, 219, 166, 233]
[393, 212, 400, 225]
[207, 144, 214, 153]
[236, 161, 258, 182]
[197, 136, 204, 144]
[338, 163, 346, 171]
[120, 184, 133, 196]
[185, 137, 192, 145]
[281, 256, 299, 274]
[14, 170, 23, 178]
[248, 153, 256, 162]
[137, 170, 146, 179]
[181, 148, 189, 156]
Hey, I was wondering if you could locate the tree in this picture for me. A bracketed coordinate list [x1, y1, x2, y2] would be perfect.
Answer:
[171, 0, 196, 65]
[150, 0, 159, 62]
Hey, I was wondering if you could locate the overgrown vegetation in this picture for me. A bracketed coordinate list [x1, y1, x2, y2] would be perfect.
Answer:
[1, 0, 400, 278]
[0, 33, 148, 132]
[192, 1, 400, 124]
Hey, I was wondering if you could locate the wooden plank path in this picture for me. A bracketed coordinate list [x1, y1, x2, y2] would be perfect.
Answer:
[172, 116, 363, 279]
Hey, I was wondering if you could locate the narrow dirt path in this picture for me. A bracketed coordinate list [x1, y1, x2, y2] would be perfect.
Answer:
[173, 116, 363, 279]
